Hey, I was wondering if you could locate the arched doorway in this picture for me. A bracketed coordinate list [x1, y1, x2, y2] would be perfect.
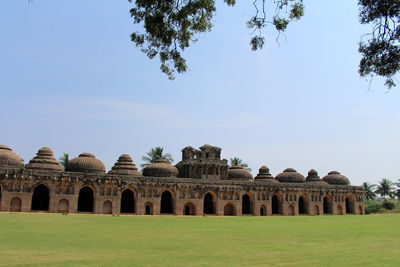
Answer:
[58, 199, 69, 213]
[103, 200, 112, 214]
[298, 195, 308, 215]
[160, 190, 174, 214]
[323, 195, 332, 214]
[145, 202, 153, 215]
[260, 205, 266, 216]
[242, 193, 253, 215]
[10, 197, 21, 212]
[224, 203, 236, 216]
[358, 205, 363, 215]
[314, 205, 320, 215]
[120, 189, 135, 214]
[203, 192, 216, 215]
[272, 194, 282, 215]
[78, 186, 94, 212]
[288, 204, 295, 216]
[345, 195, 354, 214]
[183, 202, 196, 215]
[31, 184, 50, 211]
[337, 205, 343, 215]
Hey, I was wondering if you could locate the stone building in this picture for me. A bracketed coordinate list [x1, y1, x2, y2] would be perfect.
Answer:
[0, 144, 364, 216]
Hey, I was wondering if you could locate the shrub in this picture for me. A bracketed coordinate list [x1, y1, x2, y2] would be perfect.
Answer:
[365, 201, 384, 214]
[382, 199, 396, 210]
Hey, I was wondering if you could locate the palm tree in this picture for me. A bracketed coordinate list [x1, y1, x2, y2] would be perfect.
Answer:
[59, 153, 69, 169]
[141, 147, 173, 169]
[230, 157, 251, 172]
[362, 182, 376, 201]
[375, 178, 395, 199]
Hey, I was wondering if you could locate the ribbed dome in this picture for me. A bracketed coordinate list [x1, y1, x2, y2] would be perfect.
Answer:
[322, 171, 350, 185]
[108, 154, 142, 176]
[254, 166, 277, 182]
[66, 153, 106, 173]
[0, 145, 22, 168]
[143, 159, 178, 178]
[26, 147, 63, 171]
[305, 169, 327, 184]
[275, 168, 305, 183]
[227, 166, 253, 180]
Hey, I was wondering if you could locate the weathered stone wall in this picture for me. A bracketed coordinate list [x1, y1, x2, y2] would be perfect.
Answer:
[0, 168, 365, 216]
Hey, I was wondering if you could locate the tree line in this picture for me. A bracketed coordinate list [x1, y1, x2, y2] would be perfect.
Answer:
[363, 178, 400, 214]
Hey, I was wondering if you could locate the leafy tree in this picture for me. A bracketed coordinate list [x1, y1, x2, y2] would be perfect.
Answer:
[128, 0, 304, 79]
[362, 182, 377, 201]
[375, 178, 395, 198]
[230, 157, 251, 172]
[59, 153, 69, 169]
[141, 147, 173, 168]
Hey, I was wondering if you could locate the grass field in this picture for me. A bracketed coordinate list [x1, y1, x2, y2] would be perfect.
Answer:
[0, 213, 399, 266]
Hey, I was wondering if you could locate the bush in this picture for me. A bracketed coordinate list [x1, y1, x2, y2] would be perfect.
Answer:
[365, 201, 384, 214]
[382, 199, 396, 210]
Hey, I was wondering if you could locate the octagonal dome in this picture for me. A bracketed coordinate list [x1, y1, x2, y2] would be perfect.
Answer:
[254, 166, 277, 182]
[65, 153, 106, 173]
[143, 159, 178, 178]
[228, 166, 253, 180]
[0, 145, 22, 169]
[26, 147, 63, 171]
[322, 171, 350, 185]
[108, 154, 142, 176]
[275, 168, 305, 183]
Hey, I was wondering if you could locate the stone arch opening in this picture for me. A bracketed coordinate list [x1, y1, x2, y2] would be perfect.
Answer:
[160, 190, 174, 214]
[288, 204, 295, 215]
[145, 202, 153, 215]
[31, 184, 50, 211]
[272, 194, 283, 215]
[224, 203, 236, 216]
[260, 205, 266, 216]
[358, 205, 363, 215]
[323, 195, 333, 214]
[103, 200, 112, 214]
[183, 202, 196, 215]
[10, 197, 21, 212]
[337, 205, 343, 215]
[203, 192, 216, 215]
[345, 195, 354, 214]
[120, 189, 135, 214]
[78, 186, 94, 212]
[314, 204, 320, 215]
[298, 195, 308, 215]
[242, 193, 253, 215]
[58, 199, 69, 213]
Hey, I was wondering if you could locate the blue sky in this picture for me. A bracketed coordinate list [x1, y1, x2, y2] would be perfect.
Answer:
[1, 1, 399, 185]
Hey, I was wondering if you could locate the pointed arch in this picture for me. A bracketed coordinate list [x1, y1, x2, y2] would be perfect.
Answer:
[323, 195, 333, 214]
[288, 204, 295, 216]
[31, 184, 50, 211]
[160, 189, 175, 214]
[345, 195, 355, 214]
[121, 188, 136, 214]
[78, 186, 95, 212]
[272, 193, 283, 215]
[298, 194, 308, 215]
[145, 202, 153, 215]
[224, 202, 236, 216]
[314, 204, 320, 215]
[337, 205, 343, 215]
[10, 197, 21, 212]
[183, 201, 196, 215]
[203, 191, 217, 215]
[242, 193, 254, 215]
[260, 205, 267, 216]
[103, 200, 113, 214]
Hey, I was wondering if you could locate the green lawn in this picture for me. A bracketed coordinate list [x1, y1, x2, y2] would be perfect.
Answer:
[0, 213, 399, 266]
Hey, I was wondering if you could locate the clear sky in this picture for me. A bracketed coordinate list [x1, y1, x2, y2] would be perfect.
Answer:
[1, 1, 399, 186]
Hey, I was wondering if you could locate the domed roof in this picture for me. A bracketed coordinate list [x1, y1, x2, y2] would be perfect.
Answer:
[143, 159, 178, 178]
[228, 166, 253, 180]
[254, 166, 277, 182]
[305, 169, 327, 184]
[322, 171, 350, 185]
[108, 154, 142, 176]
[275, 168, 305, 183]
[25, 147, 63, 171]
[65, 153, 106, 173]
[0, 145, 22, 169]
